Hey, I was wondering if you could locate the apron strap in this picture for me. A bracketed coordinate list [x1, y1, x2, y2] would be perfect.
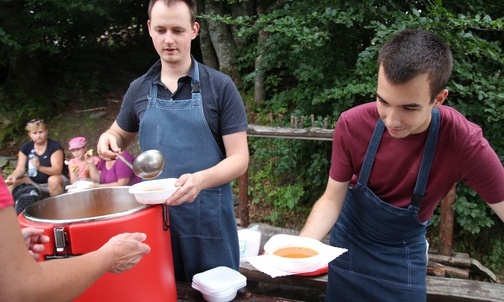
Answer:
[357, 108, 441, 208]
[357, 117, 385, 186]
[148, 59, 201, 98]
[191, 61, 201, 93]
[410, 108, 440, 207]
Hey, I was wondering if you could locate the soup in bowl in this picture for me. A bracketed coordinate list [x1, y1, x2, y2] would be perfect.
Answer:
[264, 234, 324, 273]
[129, 178, 179, 204]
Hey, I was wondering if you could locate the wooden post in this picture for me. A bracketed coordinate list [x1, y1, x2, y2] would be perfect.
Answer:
[238, 171, 249, 227]
[439, 184, 457, 256]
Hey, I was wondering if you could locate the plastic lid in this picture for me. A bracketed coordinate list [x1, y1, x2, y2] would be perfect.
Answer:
[192, 266, 246, 294]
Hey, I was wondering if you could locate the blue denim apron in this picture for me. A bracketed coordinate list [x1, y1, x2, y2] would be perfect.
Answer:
[326, 109, 440, 301]
[139, 62, 239, 281]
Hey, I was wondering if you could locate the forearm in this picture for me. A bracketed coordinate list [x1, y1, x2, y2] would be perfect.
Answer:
[9, 168, 26, 180]
[23, 249, 112, 302]
[300, 197, 341, 240]
[196, 152, 249, 190]
[489, 201, 504, 222]
[69, 171, 78, 184]
[299, 178, 349, 241]
[1, 208, 111, 302]
[87, 164, 101, 183]
[195, 131, 249, 190]
[36, 165, 62, 176]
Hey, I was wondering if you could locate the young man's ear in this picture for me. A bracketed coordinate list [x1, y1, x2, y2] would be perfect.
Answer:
[434, 89, 449, 107]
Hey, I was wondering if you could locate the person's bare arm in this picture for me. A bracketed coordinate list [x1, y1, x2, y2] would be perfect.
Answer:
[36, 149, 64, 176]
[167, 131, 249, 206]
[5, 151, 28, 185]
[86, 156, 102, 183]
[97, 121, 137, 160]
[0, 206, 150, 302]
[489, 201, 504, 222]
[69, 163, 79, 184]
[299, 177, 349, 241]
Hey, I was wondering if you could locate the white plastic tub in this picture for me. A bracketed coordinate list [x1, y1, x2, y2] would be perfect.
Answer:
[191, 266, 246, 302]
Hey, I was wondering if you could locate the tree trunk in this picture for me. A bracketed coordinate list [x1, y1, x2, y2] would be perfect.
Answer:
[439, 184, 457, 256]
[252, 0, 289, 107]
[204, 0, 241, 86]
[196, 0, 219, 69]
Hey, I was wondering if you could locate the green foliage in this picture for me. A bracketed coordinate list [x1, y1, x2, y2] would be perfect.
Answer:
[0, 0, 502, 271]
[0, 0, 153, 138]
[248, 136, 330, 225]
[236, 0, 504, 269]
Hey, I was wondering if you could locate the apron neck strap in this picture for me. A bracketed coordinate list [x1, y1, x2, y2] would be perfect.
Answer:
[357, 117, 385, 186]
[410, 108, 440, 207]
[149, 59, 202, 99]
[357, 108, 441, 208]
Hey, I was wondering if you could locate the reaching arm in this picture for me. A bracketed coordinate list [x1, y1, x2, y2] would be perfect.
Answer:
[5, 151, 28, 185]
[299, 177, 349, 241]
[85, 155, 102, 183]
[0, 205, 150, 302]
[97, 121, 137, 160]
[489, 201, 504, 222]
[34, 149, 64, 176]
[167, 130, 249, 206]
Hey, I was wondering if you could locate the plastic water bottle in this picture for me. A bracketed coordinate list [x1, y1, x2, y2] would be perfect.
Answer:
[28, 149, 37, 177]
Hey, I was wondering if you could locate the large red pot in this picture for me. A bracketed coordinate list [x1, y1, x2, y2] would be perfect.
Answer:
[18, 187, 177, 302]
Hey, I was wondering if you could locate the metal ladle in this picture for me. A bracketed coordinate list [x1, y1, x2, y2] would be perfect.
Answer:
[114, 149, 165, 179]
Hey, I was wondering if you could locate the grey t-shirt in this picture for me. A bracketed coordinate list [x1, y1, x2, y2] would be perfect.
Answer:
[116, 59, 248, 155]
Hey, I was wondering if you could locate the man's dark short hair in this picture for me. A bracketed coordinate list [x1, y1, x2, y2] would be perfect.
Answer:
[378, 28, 453, 102]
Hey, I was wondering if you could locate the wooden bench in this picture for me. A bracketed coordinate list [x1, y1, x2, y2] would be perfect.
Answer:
[238, 223, 504, 302]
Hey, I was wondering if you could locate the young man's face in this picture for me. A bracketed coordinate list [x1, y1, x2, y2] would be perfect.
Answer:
[376, 66, 447, 138]
[147, 0, 199, 66]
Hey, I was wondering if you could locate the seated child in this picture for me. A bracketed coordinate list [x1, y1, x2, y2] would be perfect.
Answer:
[67, 137, 100, 184]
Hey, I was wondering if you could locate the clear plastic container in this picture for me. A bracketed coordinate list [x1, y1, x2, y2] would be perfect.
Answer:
[238, 224, 261, 262]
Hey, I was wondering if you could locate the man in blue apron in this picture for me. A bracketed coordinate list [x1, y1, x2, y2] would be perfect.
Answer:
[97, 0, 249, 281]
[300, 29, 504, 301]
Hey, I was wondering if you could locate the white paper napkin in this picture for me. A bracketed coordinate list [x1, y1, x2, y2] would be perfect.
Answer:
[246, 243, 347, 278]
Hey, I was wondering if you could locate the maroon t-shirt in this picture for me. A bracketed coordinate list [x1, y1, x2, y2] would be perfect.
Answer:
[330, 102, 504, 222]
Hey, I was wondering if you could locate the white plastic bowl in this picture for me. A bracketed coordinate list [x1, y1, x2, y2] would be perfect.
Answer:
[263, 234, 324, 273]
[191, 266, 246, 302]
[75, 180, 94, 189]
[128, 178, 179, 204]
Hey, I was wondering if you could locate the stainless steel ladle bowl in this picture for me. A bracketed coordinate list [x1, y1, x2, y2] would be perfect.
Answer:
[115, 149, 165, 179]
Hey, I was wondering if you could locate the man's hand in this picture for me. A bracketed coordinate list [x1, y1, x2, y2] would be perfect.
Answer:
[97, 132, 120, 160]
[21, 227, 50, 260]
[99, 232, 151, 274]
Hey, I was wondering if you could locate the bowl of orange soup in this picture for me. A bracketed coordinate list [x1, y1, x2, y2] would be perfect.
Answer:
[129, 178, 179, 204]
[264, 234, 324, 273]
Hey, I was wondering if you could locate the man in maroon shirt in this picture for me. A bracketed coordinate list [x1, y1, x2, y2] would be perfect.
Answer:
[300, 28, 504, 301]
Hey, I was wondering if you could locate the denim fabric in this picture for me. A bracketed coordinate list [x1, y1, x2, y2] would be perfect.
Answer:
[325, 110, 439, 301]
[138, 62, 239, 282]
